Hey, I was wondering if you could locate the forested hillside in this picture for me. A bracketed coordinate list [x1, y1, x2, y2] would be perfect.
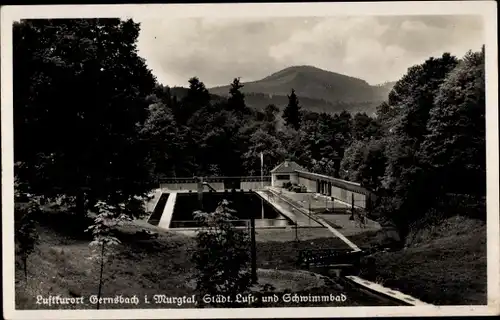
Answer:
[209, 66, 395, 115]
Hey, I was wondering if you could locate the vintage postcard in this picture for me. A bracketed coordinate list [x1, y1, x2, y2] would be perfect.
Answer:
[1, 1, 499, 319]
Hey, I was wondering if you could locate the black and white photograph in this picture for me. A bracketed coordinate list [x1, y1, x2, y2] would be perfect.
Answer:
[2, 2, 499, 319]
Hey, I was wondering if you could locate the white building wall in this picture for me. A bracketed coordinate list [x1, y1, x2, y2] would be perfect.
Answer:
[160, 183, 198, 192]
[205, 182, 224, 190]
[241, 181, 271, 190]
[331, 186, 367, 208]
[272, 172, 296, 187]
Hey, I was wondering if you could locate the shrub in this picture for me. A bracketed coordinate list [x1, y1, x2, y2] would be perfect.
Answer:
[15, 198, 40, 282]
[191, 200, 252, 307]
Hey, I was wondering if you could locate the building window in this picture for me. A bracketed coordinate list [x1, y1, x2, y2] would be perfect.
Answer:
[276, 174, 290, 180]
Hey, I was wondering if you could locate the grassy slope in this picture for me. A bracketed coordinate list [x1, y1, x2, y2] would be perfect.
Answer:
[271, 190, 487, 305]
[14, 209, 382, 309]
[358, 216, 487, 305]
[15, 203, 485, 308]
[15, 221, 197, 309]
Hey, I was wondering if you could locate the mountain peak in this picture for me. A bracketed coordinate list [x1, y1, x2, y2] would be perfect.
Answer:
[208, 65, 395, 115]
[265, 65, 339, 77]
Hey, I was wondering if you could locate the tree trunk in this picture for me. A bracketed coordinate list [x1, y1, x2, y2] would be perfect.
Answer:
[96, 241, 106, 310]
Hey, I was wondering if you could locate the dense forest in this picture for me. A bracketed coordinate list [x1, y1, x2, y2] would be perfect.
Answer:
[13, 18, 486, 241]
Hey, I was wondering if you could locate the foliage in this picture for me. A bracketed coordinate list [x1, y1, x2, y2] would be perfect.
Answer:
[176, 77, 211, 125]
[352, 112, 381, 140]
[419, 49, 485, 199]
[282, 89, 302, 130]
[191, 200, 252, 306]
[352, 50, 483, 240]
[85, 200, 132, 309]
[15, 198, 40, 281]
[13, 19, 156, 216]
[140, 102, 188, 178]
[86, 201, 132, 250]
[227, 77, 251, 116]
[340, 138, 387, 191]
[311, 158, 337, 177]
[242, 127, 286, 175]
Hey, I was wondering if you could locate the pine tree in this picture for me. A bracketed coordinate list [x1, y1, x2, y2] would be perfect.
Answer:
[283, 89, 302, 130]
[227, 77, 249, 115]
[178, 77, 211, 125]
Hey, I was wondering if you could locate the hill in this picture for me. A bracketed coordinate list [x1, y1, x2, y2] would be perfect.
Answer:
[209, 66, 396, 115]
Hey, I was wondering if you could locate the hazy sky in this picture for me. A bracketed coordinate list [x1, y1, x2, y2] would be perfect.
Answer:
[136, 15, 484, 88]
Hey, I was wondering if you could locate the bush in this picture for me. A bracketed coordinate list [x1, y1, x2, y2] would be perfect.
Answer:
[191, 200, 252, 307]
[15, 197, 41, 282]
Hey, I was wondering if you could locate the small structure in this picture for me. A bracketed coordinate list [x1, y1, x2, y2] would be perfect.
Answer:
[270, 160, 305, 187]
[270, 160, 376, 210]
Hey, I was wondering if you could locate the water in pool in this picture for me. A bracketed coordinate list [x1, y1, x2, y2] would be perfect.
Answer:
[169, 191, 295, 228]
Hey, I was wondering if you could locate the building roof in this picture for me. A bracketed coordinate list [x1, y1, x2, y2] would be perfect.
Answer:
[271, 161, 306, 174]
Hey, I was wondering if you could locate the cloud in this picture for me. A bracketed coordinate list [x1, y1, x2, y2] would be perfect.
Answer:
[136, 15, 484, 87]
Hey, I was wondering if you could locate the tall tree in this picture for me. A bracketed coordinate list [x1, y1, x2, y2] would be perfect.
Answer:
[419, 48, 486, 217]
[377, 53, 459, 238]
[282, 88, 302, 130]
[264, 104, 280, 122]
[352, 112, 381, 141]
[340, 138, 387, 191]
[227, 77, 250, 116]
[140, 102, 189, 179]
[177, 77, 211, 125]
[242, 128, 286, 175]
[13, 19, 156, 216]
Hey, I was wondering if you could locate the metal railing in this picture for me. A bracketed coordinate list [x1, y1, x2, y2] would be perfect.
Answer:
[296, 170, 376, 198]
[158, 176, 272, 184]
[298, 249, 362, 269]
[168, 218, 294, 229]
[169, 219, 251, 229]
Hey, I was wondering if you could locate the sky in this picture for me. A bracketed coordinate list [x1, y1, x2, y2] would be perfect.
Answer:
[136, 15, 484, 88]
